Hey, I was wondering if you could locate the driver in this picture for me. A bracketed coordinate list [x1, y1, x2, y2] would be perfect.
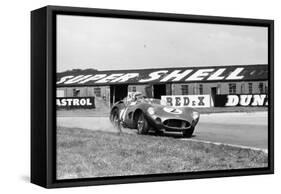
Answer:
[120, 91, 144, 123]
[133, 92, 145, 102]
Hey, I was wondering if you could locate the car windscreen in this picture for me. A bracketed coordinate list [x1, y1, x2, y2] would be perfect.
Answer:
[144, 98, 171, 106]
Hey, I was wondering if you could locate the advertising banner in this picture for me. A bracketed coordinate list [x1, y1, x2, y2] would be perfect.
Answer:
[214, 94, 268, 107]
[56, 97, 95, 109]
[56, 65, 267, 86]
[161, 95, 211, 108]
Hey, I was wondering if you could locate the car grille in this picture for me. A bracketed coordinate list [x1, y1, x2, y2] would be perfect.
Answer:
[163, 119, 190, 128]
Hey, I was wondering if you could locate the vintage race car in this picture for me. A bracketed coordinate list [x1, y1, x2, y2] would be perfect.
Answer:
[109, 93, 200, 137]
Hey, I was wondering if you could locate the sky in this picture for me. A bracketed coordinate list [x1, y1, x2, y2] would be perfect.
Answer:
[57, 15, 268, 72]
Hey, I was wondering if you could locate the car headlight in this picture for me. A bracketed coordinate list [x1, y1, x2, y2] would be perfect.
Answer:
[147, 107, 155, 115]
[192, 111, 200, 120]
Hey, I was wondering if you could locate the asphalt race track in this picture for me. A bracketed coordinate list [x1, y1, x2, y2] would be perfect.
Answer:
[194, 112, 267, 149]
[57, 112, 268, 149]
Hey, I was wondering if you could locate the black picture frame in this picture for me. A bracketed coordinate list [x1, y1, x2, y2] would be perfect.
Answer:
[31, 5, 274, 188]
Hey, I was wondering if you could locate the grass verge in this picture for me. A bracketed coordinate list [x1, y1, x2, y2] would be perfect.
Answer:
[57, 127, 268, 179]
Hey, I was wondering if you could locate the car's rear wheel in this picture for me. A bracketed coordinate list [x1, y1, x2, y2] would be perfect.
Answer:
[137, 112, 149, 134]
[182, 127, 195, 138]
[111, 109, 121, 131]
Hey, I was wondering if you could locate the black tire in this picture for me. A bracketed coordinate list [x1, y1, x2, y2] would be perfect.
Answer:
[182, 127, 195, 138]
[111, 109, 121, 131]
[136, 112, 149, 134]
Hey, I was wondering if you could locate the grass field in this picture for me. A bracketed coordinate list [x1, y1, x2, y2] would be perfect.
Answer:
[57, 127, 268, 180]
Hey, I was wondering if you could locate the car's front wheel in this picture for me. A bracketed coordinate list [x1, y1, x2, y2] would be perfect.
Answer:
[182, 127, 195, 138]
[137, 112, 149, 135]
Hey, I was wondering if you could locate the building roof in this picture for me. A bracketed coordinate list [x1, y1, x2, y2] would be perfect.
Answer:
[57, 64, 268, 87]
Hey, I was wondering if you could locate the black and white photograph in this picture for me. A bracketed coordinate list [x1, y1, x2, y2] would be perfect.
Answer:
[56, 14, 269, 180]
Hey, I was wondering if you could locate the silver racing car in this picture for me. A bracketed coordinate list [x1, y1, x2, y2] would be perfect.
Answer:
[110, 93, 200, 137]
